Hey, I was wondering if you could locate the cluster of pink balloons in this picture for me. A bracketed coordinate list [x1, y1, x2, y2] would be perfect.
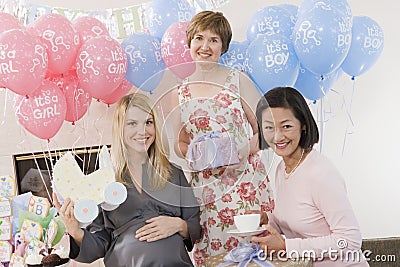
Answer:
[0, 13, 130, 140]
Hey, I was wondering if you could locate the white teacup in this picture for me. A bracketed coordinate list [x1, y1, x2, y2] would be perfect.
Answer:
[234, 214, 260, 232]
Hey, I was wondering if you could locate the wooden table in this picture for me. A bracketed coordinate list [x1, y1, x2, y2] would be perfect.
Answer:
[204, 253, 312, 267]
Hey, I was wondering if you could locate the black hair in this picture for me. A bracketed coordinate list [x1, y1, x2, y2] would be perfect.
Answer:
[256, 87, 319, 150]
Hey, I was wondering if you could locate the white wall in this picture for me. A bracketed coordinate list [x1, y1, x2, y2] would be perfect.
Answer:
[1, 0, 399, 239]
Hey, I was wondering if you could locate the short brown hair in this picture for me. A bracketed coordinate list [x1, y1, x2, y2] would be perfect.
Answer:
[186, 11, 232, 54]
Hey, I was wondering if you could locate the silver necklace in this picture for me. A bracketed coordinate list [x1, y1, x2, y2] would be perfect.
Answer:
[284, 149, 305, 179]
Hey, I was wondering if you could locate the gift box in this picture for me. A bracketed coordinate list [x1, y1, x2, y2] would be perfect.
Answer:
[205, 243, 312, 267]
[187, 131, 240, 171]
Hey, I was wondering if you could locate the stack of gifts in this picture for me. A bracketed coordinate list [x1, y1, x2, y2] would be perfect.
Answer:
[1, 187, 67, 266]
[0, 175, 16, 266]
[9, 193, 67, 267]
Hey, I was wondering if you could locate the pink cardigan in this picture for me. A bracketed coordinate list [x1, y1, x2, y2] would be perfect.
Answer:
[268, 149, 369, 267]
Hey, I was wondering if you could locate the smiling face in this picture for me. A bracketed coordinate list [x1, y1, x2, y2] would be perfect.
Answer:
[190, 29, 223, 63]
[123, 106, 155, 156]
[261, 107, 304, 159]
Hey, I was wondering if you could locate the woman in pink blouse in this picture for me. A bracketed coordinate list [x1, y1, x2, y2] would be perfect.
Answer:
[251, 87, 369, 266]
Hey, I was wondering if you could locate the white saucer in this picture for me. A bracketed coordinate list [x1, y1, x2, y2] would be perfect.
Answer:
[227, 226, 266, 236]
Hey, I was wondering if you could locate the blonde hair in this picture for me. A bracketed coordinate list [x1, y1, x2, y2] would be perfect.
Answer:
[186, 10, 232, 54]
[111, 93, 171, 190]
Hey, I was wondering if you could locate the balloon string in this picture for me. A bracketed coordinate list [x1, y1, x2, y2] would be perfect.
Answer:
[319, 97, 324, 153]
[90, 105, 110, 173]
[45, 140, 55, 171]
[349, 76, 356, 111]
[0, 88, 8, 126]
[319, 74, 327, 102]
[341, 78, 357, 155]
[31, 151, 53, 203]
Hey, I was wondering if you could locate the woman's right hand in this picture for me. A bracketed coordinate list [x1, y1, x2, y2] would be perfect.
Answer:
[53, 193, 84, 245]
[245, 210, 268, 225]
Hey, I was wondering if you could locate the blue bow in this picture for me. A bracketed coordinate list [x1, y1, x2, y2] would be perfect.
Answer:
[194, 131, 223, 141]
[217, 242, 273, 267]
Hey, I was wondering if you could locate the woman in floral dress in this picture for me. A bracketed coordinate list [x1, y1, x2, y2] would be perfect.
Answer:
[170, 11, 274, 266]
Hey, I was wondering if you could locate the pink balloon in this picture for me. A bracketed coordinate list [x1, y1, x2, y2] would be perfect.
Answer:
[0, 13, 23, 33]
[0, 29, 48, 96]
[101, 79, 134, 105]
[161, 21, 195, 79]
[76, 35, 127, 100]
[29, 14, 80, 74]
[73, 16, 110, 44]
[48, 71, 92, 123]
[15, 80, 67, 140]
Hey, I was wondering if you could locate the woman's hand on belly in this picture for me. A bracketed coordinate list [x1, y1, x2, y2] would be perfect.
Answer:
[135, 216, 187, 242]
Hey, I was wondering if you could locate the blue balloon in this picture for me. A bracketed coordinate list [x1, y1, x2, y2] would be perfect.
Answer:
[277, 4, 298, 28]
[146, 0, 195, 39]
[293, 5, 352, 75]
[122, 33, 165, 93]
[246, 5, 295, 42]
[298, 0, 352, 21]
[341, 16, 384, 77]
[218, 41, 248, 71]
[246, 34, 300, 94]
[294, 65, 340, 100]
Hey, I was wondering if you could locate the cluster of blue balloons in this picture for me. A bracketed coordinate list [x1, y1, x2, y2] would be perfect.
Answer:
[221, 0, 384, 100]
[123, 0, 196, 92]
[121, 0, 384, 100]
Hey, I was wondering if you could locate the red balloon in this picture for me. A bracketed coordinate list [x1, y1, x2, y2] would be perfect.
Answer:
[161, 21, 195, 79]
[0, 29, 47, 96]
[29, 14, 80, 74]
[73, 16, 110, 44]
[101, 79, 134, 105]
[76, 35, 127, 100]
[48, 71, 92, 123]
[0, 13, 23, 33]
[15, 80, 67, 140]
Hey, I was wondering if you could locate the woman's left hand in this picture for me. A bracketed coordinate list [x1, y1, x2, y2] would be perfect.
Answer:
[135, 216, 186, 242]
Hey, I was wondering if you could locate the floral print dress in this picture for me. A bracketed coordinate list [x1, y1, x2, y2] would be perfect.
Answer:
[178, 69, 274, 266]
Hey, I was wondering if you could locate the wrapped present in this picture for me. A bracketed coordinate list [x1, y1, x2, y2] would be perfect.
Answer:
[0, 241, 12, 262]
[28, 195, 51, 218]
[25, 238, 45, 256]
[11, 192, 32, 236]
[0, 176, 16, 197]
[13, 232, 27, 257]
[46, 219, 58, 245]
[21, 219, 43, 242]
[214, 243, 273, 267]
[205, 243, 312, 267]
[187, 131, 240, 171]
[9, 253, 25, 267]
[0, 217, 11, 241]
[0, 198, 11, 218]
[16, 207, 65, 247]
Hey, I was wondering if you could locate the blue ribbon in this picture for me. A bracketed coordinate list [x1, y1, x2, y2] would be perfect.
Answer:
[217, 243, 273, 267]
[193, 131, 223, 142]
